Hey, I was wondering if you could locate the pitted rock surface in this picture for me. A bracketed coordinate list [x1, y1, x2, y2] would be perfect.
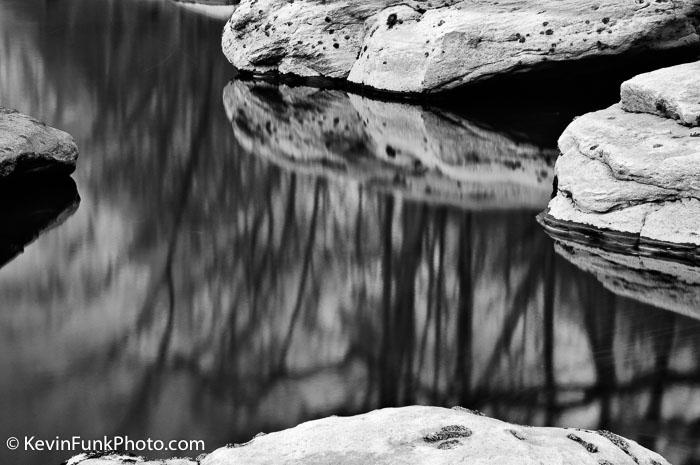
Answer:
[222, 0, 700, 93]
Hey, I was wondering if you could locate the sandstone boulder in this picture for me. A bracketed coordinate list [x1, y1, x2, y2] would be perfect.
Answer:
[221, 0, 700, 93]
[621, 60, 700, 126]
[541, 61, 700, 246]
[223, 80, 555, 209]
[0, 108, 78, 178]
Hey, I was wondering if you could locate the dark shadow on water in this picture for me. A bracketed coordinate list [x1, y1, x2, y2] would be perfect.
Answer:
[0, 175, 80, 269]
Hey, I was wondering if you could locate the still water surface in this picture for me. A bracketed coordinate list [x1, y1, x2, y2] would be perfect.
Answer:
[0, 0, 699, 463]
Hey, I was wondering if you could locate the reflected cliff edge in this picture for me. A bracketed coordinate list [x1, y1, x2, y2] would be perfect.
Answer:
[223, 80, 557, 210]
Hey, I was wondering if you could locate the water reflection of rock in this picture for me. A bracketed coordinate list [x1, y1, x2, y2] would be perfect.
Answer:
[539, 217, 700, 320]
[171, 0, 237, 20]
[223, 81, 556, 210]
[0, 176, 79, 269]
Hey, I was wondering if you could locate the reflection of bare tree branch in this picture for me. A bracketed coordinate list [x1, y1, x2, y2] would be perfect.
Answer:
[417, 212, 439, 375]
[433, 211, 447, 403]
[277, 181, 322, 371]
[582, 280, 617, 429]
[543, 251, 556, 425]
[109, 62, 216, 434]
[105, 63, 215, 364]
[642, 312, 676, 452]
[475, 249, 544, 390]
[394, 203, 427, 404]
[455, 213, 473, 406]
[379, 196, 394, 405]
[277, 174, 298, 258]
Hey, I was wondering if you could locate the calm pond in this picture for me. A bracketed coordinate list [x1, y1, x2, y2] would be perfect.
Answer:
[0, 0, 698, 463]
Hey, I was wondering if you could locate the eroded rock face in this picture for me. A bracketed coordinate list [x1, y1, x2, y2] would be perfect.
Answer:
[621, 60, 700, 126]
[223, 80, 555, 209]
[0, 108, 78, 178]
[542, 61, 700, 246]
[221, 0, 700, 93]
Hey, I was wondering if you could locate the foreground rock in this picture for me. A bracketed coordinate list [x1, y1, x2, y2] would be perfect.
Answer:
[68, 406, 671, 465]
[224, 80, 555, 209]
[222, 0, 700, 93]
[541, 60, 700, 247]
[0, 108, 78, 178]
[540, 214, 700, 319]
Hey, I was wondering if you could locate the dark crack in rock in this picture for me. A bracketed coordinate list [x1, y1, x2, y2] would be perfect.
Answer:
[597, 430, 639, 464]
[567, 433, 599, 453]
